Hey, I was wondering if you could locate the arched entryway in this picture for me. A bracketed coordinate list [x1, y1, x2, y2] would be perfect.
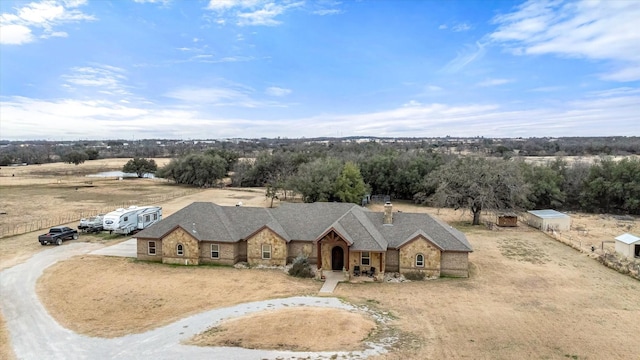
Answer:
[331, 246, 344, 270]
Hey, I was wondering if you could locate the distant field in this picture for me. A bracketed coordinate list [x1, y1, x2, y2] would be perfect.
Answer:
[521, 154, 639, 165]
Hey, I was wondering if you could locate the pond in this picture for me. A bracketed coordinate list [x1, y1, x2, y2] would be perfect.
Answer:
[86, 171, 156, 178]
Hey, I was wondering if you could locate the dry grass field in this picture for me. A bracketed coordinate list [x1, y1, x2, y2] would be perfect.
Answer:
[186, 307, 377, 352]
[2, 159, 640, 359]
[36, 256, 320, 337]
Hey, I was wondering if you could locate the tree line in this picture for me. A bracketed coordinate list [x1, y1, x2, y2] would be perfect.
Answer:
[1, 136, 639, 166]
[144, 145, 640, 223]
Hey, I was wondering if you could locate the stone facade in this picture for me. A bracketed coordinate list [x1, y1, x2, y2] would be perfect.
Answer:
[399, 236, 441, 277]
[287, 241, 315, 263]
[161, 227, 199, 265]
[199, 241, 235, 265]
[136, 238, 163, 262]
[319, 233, 349, 271]
[349, 251, 384, 275]
[246, 228, 287, 266]
[440, 252, 470, 277]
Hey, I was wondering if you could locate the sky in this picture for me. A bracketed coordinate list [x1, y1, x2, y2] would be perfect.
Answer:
[0, 0, 639, 141]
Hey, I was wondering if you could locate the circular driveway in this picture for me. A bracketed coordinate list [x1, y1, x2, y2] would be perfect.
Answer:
[0, 243, 390, 359]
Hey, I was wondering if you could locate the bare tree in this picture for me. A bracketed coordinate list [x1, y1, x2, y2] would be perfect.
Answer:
[425, 157, 529, 225]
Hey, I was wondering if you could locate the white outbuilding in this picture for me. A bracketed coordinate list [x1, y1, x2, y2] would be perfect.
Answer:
[614, 233, 640, 260]
[526, 210, 571, 232]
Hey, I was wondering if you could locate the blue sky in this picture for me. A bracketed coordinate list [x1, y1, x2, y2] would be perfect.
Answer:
[1, 0, 639, 140]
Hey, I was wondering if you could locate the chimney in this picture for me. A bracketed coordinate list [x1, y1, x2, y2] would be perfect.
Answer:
[383, 202, 393, 225]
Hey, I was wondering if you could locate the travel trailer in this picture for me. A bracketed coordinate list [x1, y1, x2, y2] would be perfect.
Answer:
[103, 206, 162, 235]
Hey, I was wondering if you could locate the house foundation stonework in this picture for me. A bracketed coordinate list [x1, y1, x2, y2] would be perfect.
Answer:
[135, 202, 473, 278]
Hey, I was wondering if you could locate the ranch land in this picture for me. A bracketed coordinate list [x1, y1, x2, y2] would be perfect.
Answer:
[0, 159, 639, 359]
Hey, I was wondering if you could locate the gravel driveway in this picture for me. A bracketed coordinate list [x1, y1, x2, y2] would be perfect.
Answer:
[0, 243, 389, 360]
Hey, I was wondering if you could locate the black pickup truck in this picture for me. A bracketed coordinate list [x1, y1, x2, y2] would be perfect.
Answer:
[38, 226, 78, 246]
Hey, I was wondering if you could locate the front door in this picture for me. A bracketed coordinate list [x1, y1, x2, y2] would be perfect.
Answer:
[331, 246, 344, 270]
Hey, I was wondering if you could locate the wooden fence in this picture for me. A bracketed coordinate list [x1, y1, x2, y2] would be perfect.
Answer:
[0, 189, 200, 238]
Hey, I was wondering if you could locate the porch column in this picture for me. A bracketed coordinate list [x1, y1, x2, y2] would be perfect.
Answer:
[317, 241, 322, 269]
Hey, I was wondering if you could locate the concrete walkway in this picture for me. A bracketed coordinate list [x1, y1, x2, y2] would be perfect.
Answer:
[0, 243, 391, 359]
[319, 271, 344, 294]
[90, 238, 137, 258]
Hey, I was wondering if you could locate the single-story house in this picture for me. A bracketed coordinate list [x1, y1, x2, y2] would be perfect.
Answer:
[135, 202, 473, 278]
[526, 209, 571, 231]
[614, 233, 640, 260]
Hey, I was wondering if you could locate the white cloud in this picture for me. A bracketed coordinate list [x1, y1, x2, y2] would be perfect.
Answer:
[165, 85, 287, 108]
[452, 23, 471, 32]
[62, 65, 131, 97]
[438, 24, 447, 30]
[313, 9, 342, 16]
[1, 89, 639, 140]
[477, 78, 514, 87]
[0, 24, 33, 44]
[133, 0, 171, 4]
[265, 86, 291, 97]
[207, 0, 261, 11]
[441, 42, 486, 73]
[0, 0, 94, 45]
[206, 0, 304, 26]
[490, 0, 640, 81]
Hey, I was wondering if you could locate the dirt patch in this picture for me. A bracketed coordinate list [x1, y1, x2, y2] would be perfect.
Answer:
[187, 307, 376, 352]
[36, 256, 320, 337]
[0, 313, 15, 360]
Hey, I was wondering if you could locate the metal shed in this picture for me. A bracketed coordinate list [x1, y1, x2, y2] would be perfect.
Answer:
[615, 233, 640, 260]
[526, 210, 571, 231]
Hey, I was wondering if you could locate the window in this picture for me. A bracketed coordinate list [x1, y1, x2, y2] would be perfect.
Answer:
[124, 216, 128, 221]
[262, 244, 272, 259]
[177, 244, 184, 256]
[635, 244, 640, 258]
[211, 244, 220, 259]
[361, 252, 370, 266]
[148, 241, 156, 255]
[153, 214, 158, 220]
[144, 215, 150, 222]
[416, 254, 424, 267]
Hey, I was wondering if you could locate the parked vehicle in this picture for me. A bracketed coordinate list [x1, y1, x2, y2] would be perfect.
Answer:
[78, 214, 105, 233]
[102, 205, 162, 235]
[38, 226, 78, 246]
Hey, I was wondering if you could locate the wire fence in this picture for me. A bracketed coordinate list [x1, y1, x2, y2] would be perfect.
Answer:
[546, 229, 640, 280]
[0, 189, 200, 238]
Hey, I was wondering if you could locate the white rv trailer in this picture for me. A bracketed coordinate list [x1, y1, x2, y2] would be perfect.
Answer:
[103, 205, 162, 235]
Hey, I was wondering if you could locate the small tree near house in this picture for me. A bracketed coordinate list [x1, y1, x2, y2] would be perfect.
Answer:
[265, 184, 279, 208]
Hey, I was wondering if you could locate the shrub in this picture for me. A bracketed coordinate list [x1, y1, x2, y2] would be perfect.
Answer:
[288, 255, 314, 278]
[403, 271, 426, 281]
